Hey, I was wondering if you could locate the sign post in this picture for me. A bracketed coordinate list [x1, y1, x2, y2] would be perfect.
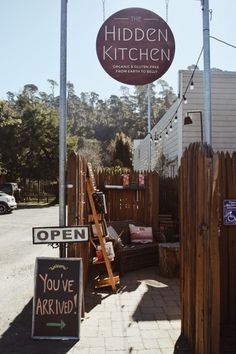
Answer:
[32, 257, 83, 340]
[59, 0, 68, 258]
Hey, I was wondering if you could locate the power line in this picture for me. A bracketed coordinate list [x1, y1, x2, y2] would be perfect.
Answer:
[154, 47, 204, 142]
[155, 33, 236, 146]
[210, 36, 236, 49]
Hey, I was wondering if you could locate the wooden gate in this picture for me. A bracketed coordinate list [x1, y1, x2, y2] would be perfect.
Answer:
[176, 143, 236, 354]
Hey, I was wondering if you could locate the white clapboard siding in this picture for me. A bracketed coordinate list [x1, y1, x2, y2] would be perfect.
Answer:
[133, 70, 236, 174]
[180, 70, 236, 155]
[133, 100, 179, 172]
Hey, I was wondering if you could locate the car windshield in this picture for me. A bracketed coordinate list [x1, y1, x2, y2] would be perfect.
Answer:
[0, 183, 17, 195]
[0, 192, 9, 196]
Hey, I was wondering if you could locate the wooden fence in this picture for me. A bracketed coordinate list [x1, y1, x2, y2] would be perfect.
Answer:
[67, 153, 91, 289]
[66, 153, 160, 288]
[159, 176, 178, 218]
[176, 143, 236, 354]
[95, 170, 159, 234]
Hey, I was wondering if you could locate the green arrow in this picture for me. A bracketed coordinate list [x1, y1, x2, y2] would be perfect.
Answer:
[46, 319, 66, 330]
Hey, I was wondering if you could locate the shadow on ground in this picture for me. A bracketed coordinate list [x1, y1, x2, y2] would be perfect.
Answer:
[0, 268, 180, 353]
[85, 267, 180, 321]
[0, 299, 77, 354]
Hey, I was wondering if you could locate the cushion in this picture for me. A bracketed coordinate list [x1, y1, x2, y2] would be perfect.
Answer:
[107, 225, 119, 240]
[129, 224, 153, 244]
[107, 225, 124, 247]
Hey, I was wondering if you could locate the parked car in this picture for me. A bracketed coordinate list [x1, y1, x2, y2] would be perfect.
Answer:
[0, 191, 17, 214]
[0, 182, 22, 202]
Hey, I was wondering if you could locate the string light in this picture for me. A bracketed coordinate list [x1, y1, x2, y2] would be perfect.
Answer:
[153, 34, 236, 147]
[152, 46, 203, 147]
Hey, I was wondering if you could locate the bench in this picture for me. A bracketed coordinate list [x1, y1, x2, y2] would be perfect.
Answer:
[107, 220, 159, 274]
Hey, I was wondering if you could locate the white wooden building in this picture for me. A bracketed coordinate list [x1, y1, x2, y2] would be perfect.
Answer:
[133, 69, 236, 176]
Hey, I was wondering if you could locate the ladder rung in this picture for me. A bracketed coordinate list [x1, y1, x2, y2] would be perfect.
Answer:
[94, 274, 120, 289]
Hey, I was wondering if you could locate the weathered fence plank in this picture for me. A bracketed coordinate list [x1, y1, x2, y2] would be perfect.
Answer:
[176, 143, 221, 354]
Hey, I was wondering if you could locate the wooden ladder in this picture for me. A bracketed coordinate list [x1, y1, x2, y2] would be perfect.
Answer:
[86, 166, 119, 292]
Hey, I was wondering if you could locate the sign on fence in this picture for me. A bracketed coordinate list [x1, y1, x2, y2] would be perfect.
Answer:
[223, 199, 236, 225]
[32, 257, 83, 339]
[32, 226, 89, 244]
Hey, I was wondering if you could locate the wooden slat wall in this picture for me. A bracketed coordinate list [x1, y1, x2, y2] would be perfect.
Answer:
[178, 143, 221, 354]
[95, 170, 159, 233]
[67, 153, 91, 290]
[178, 143, 236, 353]
[159, 177, 178, 217]
[218, 152, 236, 324]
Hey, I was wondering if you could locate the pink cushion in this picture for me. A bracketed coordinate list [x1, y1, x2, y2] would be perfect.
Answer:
[129, 224, 153, 244]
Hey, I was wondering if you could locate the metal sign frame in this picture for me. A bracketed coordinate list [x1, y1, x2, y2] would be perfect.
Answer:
[32, 226, 89, 244]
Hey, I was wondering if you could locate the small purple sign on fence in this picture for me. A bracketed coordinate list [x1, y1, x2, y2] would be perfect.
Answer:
[223, 199, 236, 225]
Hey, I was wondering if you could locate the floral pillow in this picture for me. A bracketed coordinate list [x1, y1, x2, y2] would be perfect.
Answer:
[129, 224, 153, 244]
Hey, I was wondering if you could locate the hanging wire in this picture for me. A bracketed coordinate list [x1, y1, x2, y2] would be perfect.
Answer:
[102, 0, 106, 22]
[165, 0, 170, 23]
[155, 34, 235, 146]
[210, 36, 236, 49]
[155, 46, 204, 143]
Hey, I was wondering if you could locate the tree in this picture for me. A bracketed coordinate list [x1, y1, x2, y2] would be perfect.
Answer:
[23, 84, 38, 99]
[155, 80, 177, 122]
[48, 79, 58, 98]
[111, 132, 132, 168]
[187, 64, 199, 70]
[77, 137, 103, 168]
[154, 152, 168, 177]
[0, 91, 59, 181]
[0, 100, 22, 174]
[0, 77, 177, 181]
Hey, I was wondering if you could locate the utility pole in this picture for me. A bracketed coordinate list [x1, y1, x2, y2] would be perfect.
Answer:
[59, 0, 68, 257]
[201, 0, 212, 144]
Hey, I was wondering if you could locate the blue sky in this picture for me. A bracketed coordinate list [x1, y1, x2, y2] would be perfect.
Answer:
[0, 0, 235, 100]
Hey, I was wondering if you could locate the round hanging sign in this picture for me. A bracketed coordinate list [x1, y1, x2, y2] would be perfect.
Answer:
[96, 7, 175, 85]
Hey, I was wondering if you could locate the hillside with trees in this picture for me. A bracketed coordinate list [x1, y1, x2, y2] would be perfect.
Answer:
[0, 80, 176, 182]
